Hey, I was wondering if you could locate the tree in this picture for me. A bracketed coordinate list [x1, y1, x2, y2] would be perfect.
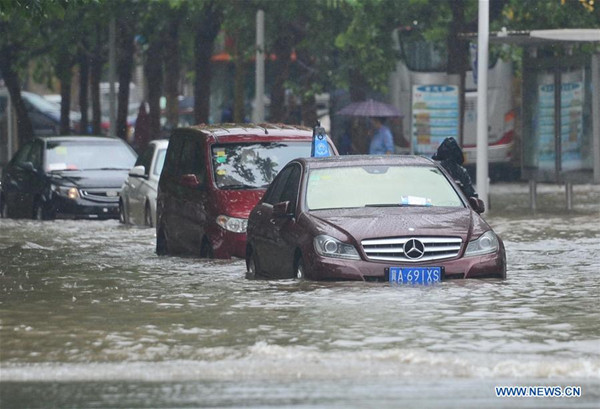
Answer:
[190, 1, 224, 124]
[0, 1, 71, 145]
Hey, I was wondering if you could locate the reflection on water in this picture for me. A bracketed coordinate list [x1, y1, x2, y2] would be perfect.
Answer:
[0, 183, 599, 408]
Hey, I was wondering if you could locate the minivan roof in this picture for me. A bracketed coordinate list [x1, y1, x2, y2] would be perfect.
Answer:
[174, 123, 314, 144]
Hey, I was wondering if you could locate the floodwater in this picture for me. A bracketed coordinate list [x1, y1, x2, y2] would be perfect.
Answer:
[1, 183, 599, 408]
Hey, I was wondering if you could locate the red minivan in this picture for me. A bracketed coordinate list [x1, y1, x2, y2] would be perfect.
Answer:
[156, 123, 338, 259]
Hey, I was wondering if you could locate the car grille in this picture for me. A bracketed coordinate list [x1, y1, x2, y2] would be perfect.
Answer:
[80, 189, 120, 203]
[361, 236, 462, 263]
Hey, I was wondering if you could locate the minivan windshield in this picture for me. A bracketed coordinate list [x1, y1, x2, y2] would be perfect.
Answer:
[306, 165, 463, 210]
[212, 142, 325, 189]
[46, 140, 137, 172]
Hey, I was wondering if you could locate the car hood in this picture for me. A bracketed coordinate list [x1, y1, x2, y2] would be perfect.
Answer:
[49, 169, 129, 189]
[215, 189, 266, 219]
[306, 206, 488, 243]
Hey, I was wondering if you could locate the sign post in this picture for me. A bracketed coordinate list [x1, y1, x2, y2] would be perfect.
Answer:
[312, 121, 331, 158]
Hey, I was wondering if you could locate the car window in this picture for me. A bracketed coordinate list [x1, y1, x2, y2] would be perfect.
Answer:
[262, 166, 293, 205]
[0, 95, 7, 116]
[28, 140, 44, 170]
[279, 164, 301, 212]
[135, 146, 154, 174]
[211, 142, 313, 190]
[180, 136, 205, 184]
[153, 149, 167, 176]
[12, 142, 33, 165]
[306, 165, 463, 210]
[164, 137, 184, 176]
[45, 140, 136, 171]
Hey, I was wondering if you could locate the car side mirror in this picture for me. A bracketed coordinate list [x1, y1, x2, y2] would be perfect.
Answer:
[273, 201, 293, 218]
[129, 165, 146, 178]
[179, 173, 201, 189]
[19, 161, 36, 172]
[469, 197, 485, 214]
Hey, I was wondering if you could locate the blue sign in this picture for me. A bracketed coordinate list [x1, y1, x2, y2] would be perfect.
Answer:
[311, 124, 331, 158]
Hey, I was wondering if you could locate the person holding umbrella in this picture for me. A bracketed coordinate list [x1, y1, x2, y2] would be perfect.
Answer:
[369, 116, 394, 155]
[336, 99, 401, 155]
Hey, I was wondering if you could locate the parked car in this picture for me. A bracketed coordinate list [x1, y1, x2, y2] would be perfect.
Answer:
[156, 123, 338, 259]
[119, 139, 168, 227]
[0, 89, 80, 135]
[0, 136, 137, 220]
[245, 155, 506, 282]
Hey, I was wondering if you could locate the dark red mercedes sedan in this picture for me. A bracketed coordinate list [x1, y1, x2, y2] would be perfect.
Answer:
[245, 155, 506, 283]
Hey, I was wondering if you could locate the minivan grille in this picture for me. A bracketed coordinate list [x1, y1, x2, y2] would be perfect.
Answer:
[361, 237, 462, 263]
[80, 189, 120, 203]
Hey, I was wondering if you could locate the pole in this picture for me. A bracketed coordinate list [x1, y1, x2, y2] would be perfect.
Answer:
[476, 0, 489, 212]
[108, 16, 117, 137]
[253, 9, 265, 123]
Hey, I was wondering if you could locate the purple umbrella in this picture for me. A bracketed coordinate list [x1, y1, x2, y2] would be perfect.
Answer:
[336, 98, 402, 117]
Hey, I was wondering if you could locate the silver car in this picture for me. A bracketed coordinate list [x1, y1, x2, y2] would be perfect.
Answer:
[119, 139, 168, 227]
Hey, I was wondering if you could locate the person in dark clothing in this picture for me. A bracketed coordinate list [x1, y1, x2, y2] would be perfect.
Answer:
[432, 137, 478, 199]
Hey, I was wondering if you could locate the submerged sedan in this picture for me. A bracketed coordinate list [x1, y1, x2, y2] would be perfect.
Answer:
[120, 139, 168, 227]
[1, 136, 137, 220]
[245, 155, 506, 282]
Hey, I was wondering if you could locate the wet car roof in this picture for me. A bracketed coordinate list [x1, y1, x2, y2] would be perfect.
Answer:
[183, 123, 313, 143]
[297, 155, 436, 168]
[37, 135, 125, 143]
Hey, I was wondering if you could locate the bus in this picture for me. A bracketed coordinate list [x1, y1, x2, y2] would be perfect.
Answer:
[389, 35, 516, 174]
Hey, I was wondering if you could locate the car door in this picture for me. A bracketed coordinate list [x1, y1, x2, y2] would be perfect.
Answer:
[3, 142, 33, 217]
[158, 135, 185, 252]
[128, 145, 154, 224]
[252, 166, 293, 275]
[21, 139, 45, 215]
[178, 135, 209, 253]
[263, 164, 302, 277]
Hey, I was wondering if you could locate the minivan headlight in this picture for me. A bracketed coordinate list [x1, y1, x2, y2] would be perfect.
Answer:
[465, 231, 499, 256]
[314, 235, 360, 260]
[216, 215, 248, 233]
[52, 185, 79, 200]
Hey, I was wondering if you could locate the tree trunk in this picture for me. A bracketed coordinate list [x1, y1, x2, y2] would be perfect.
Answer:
[194, 2, 223, 124]
[90, 23, 103, 136]
[233, 54, 246, 123]
[448, 0, 468, 146]
[0, 46, 34, 146]
[57, 54, 73, 135]
[78, 52, 89, 134]
[270, 35, 293, 123]
[164, 15, 181, 130]
[349, 69, 368, 102]
[144, 39, 163, 144]
[116, 16, 135, 140]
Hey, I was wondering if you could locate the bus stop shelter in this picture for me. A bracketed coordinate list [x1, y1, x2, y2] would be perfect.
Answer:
[487, 29, 600, 210]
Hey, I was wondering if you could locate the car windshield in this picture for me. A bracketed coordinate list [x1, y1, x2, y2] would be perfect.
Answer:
[212, 142, 319, 189]
[45, 140, 137, 171]
[23, 92, 61, 112]
[153, 149, 167, 176]
[306, 165, 463, 210]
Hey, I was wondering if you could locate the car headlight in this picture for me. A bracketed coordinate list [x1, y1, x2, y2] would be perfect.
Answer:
[465, 231, 499, 256]
[216, 215, 247, 233]
[314, 235, 360, 260]
[52, 185, 80, 200]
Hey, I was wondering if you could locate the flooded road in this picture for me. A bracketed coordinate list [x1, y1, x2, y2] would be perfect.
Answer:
[1, 183, 599, 408]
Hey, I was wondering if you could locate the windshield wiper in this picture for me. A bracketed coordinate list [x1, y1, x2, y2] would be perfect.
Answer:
[84, 167, 130, 171]
[48, 168, 79, 173]
[365, 203, 431, 207]
[221, 184, 260, 190]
